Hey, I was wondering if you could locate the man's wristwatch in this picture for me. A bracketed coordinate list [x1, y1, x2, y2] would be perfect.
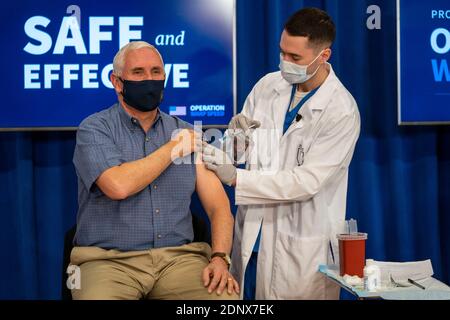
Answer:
[210, 252, 231, 269]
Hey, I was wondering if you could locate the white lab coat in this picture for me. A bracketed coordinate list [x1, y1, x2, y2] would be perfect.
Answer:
[230, 64, 360, 299]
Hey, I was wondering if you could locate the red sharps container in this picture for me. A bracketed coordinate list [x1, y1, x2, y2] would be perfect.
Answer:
[337, 233, 368, 278]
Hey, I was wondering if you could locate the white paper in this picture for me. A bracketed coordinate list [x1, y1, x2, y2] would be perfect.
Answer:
[366, 259, 434, 284]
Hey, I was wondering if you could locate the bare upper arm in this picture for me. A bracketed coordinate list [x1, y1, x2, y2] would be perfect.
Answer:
[195, 158, 230, 217]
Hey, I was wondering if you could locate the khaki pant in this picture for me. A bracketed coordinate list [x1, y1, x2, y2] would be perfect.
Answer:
[70, 242, 239, 300]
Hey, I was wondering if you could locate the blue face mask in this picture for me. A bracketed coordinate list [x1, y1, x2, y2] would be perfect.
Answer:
[120, 78, 165, 112]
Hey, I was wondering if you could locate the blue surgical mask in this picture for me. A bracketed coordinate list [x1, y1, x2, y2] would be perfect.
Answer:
[120, 78, 164, 112]
[279, 51, 323, 84]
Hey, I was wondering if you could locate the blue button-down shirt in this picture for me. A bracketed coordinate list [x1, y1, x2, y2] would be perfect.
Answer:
[73, 103, 196, 251]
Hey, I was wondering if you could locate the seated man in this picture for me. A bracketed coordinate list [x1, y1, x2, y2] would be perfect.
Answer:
[71, 41, 239, 300]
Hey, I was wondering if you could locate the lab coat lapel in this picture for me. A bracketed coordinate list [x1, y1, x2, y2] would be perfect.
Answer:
[282, 64, 339, 139]
[254, 82, 291, 171]
[273, 81, 292, 131]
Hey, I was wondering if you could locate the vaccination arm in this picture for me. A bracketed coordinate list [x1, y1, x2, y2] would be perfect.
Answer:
[195, 155, 239, 295]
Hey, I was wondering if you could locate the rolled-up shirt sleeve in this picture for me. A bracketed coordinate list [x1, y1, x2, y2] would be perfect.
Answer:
[73, 118, 124, 192]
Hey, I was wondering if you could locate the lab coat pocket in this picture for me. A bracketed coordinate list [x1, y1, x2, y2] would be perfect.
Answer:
[271, 233, 328, 299]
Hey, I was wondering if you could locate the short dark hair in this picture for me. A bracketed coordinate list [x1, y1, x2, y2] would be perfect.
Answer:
[284, 7, 336, 48]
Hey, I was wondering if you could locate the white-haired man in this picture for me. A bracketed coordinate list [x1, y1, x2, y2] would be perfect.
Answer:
[71, 41, 239, 300]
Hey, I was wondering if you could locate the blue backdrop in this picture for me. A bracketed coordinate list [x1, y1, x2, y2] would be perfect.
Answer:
[2, 0, 234, 128]
[0, 0, 449, 299]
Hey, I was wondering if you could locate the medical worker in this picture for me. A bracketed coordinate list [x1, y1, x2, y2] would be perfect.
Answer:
[202, 7, 360, 299]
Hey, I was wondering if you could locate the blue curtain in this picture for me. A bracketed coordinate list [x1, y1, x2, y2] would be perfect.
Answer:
[0, 0, 449, 299]
[0, 132, 78, 299]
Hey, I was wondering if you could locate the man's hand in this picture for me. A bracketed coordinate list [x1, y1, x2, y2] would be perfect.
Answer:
[202, 258, 240, 295]
[202, 142, 237, 186]
[170, 129, 202, 160]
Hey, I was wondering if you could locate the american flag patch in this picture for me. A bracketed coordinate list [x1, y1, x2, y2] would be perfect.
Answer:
[169, 106, 187, 116]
